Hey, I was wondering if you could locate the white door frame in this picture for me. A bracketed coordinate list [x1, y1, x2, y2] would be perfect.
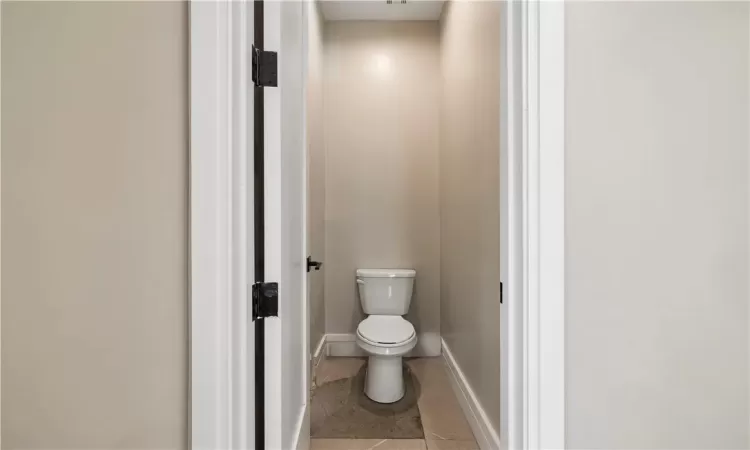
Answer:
[524, 1, 566, 449]
[189, 1, 254, 449]
[189, 1, 565, 449]
[501, 1, 565, 450]
[534, 3, 566, 448]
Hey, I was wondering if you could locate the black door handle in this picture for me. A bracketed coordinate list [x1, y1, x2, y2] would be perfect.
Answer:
[307, 256, 322, 273]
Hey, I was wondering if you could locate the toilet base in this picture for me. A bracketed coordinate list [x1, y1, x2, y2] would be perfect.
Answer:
[364, 355, 404, 403]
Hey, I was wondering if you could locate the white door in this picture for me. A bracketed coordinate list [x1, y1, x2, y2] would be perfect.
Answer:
[257, 1, 309, 449]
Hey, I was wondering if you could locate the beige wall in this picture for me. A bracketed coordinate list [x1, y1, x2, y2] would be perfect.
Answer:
[1, 2, 188, 448]
[307, 1, 326, 354]
[566, 2, 749, 448]
[323, 22, 441, 341]
[439, 0, 502, 432]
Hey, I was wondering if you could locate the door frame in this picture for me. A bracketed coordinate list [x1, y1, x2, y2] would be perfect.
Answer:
[188, 0, 565, 448]
[533, 3, 566, 448]
[500, 1, 566, 449]
[189, 1, 254, 449]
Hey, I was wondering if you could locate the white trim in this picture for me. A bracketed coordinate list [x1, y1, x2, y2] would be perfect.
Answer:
[312, 334, 327, 388]
[442, 339, 501, 450]
[312, 334, 327, 364]
[524, 2, 566, 449]
[325, 333, 441, 358]
[189, 1, 253, 448]
[324, 333, 356, 357]
[502, 2, 566, 449]
[537, 3, 566, 448]
[292, 406, 311, 450]
[313, 334, 327, 360]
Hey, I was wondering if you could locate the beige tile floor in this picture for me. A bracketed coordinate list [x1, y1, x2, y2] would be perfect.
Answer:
[311, 357, 479, 450]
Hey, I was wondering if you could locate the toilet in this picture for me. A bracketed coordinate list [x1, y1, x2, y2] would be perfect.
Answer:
[355, 268, 417, 403]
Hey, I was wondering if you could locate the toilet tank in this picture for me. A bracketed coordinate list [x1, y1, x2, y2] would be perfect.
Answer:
[356, 268, 416, 315]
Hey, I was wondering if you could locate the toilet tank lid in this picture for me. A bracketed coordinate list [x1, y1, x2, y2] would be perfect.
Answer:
[356, 269, 416, 278]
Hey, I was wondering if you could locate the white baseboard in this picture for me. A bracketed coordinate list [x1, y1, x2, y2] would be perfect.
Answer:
[325, 333, 361, 356]
[325, 332, 441, 357]
[312, 335, 326, 368]
[442, 339, 501, 450]
[414, 332, 442, 356]
[291, 404, 310, 450]
[311, 335, 327, 388]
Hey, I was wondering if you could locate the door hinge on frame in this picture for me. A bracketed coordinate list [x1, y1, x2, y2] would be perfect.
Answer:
[252, 45, 278, 88]
[252, 282, 279, 320]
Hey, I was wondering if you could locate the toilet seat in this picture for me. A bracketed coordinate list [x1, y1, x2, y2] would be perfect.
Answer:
[357, 315, 415, 347]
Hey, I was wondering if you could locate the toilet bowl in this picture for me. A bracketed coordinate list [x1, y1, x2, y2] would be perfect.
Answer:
[357, 315, 417, 403]
[355, 269, 417, 403]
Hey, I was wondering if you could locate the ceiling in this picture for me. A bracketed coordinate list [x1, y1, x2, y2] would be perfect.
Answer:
[319, 0, 445, 21]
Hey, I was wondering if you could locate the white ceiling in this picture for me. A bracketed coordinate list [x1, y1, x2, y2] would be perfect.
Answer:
[319, 1, 445, 21]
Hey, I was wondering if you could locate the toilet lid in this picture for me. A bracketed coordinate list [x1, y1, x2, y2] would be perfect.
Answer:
[357, 315, 415, 345]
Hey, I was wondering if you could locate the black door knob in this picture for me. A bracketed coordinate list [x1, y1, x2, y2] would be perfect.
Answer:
[307, 256, 323, 273]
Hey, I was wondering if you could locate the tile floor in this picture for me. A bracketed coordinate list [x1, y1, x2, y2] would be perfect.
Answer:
[311, 357, 479, 450]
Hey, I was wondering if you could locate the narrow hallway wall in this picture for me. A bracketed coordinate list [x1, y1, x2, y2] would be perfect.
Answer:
[439, 0, 502, 433]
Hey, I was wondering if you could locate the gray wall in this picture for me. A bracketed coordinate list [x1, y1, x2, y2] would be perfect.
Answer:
[307, 0, 326, 354]
[565, 2, 749, 448]
[439, 0, 502, 432]
[323, 22, 441, 342]
[1, 2, 188, 448]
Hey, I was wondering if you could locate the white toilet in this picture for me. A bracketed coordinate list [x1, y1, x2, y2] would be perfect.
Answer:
[355, 268, 417, 403]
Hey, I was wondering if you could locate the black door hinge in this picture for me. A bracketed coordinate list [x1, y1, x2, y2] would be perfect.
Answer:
[252, 282, 279, 320]
[500, 281, 503, 304]
[252, 45, 278, 87]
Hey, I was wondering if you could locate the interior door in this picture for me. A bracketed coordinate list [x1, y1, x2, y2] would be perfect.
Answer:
[254, 1, 309, 449]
